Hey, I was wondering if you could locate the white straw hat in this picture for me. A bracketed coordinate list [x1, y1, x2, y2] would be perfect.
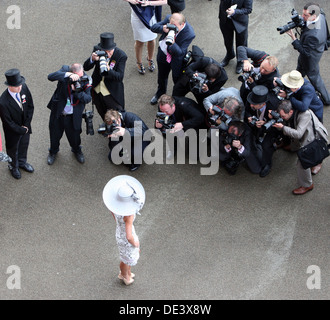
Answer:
[281, 70, 304, 88]
[102, 175, 145, 216]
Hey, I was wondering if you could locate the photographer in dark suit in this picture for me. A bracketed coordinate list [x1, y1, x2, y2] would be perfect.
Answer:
[84, 32, 127, 119]
[0, 69, 34, 179]
[47, 64, 92, 165]
[104, 109, 150, 172]
[219, 120, 262, 175]
[218, 0, 253, 73]
[172, 56, 228, 110]
[285, 3, 330, 105]
[155, 94, 205, 159]
[150, 13, 195, 105]
[237, 46, 280, 108]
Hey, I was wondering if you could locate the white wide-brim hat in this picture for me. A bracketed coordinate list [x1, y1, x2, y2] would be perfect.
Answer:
[103, 175, 145, 216]
[281, 70, 304, 88]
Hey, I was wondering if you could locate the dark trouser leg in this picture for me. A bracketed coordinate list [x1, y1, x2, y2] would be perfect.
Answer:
[6, 134, 29, 169]
[92, 91, 124, 121]
[156, 49, 171, 98]
[63, 115, 82, 154]
[172, 74, 190, 97]
[219, 20, 235, 58]
[17, 133, 30, 167]
[49, 113, 65, 155]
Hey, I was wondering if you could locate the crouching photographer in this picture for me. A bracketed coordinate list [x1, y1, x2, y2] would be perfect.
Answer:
[47, 63, 92, 165]
[103, 109, 150, 172]
[172, 54, 228, 110]
[219, 121, 262, 175]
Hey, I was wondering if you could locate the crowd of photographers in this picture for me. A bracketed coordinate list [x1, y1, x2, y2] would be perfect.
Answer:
[0, 2, 329, 194]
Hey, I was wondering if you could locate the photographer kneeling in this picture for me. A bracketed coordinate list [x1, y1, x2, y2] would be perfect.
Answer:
[47, 63, 92, 165]
[219, 120, 262, 175]
[103, 109, 150, 172]
[172, 56, 228, 110]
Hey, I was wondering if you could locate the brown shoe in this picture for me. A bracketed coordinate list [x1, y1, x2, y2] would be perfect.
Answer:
[311, 164, 322, 175]
[292, 184, 314, 195]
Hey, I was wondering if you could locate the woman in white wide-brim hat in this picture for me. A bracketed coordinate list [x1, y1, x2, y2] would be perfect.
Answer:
[103, 175, 145, 285]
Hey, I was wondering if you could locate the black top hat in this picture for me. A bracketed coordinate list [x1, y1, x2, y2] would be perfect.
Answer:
[97, 32, 116, 51]
[247, 85, 269, 105]
[4, 69, 25, 87]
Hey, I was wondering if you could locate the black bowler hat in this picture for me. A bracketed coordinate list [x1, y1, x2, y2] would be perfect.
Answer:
[97, 32, 116, 51]
[247, 85, 269, 105]
[4, 69, 25, 87]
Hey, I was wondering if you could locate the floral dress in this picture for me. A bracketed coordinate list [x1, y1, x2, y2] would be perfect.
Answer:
[114, 214, 140, 266]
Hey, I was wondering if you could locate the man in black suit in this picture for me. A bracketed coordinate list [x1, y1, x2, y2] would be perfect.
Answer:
[218, 0, 253, 73]
[47, 63, 92, 165]
[150, 13, 195, 105]
[104, 109, 150, 172]
[0, 69, 34, 179]
[285, 3, 330, 105]
[237, 46, 280, 108]
[155, 94, 205, 159]
[84, 32, 127, 119]
[172, 55, 228, 110]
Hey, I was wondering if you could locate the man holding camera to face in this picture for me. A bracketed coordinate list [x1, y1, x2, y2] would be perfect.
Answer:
[150, 13, 195, 105]
[284, 3, 330, 106]
[172, 56, 228, 110]
[47, 63, 92, 165]
[83, 32, 127, 120]
[103, 109, 150, 172]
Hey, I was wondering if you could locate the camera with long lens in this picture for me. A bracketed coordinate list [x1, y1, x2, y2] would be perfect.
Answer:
[189, 72, 209, 94]
[249, 116, 259, 126]
[238, 69, 261, 82]
[272, 78, 293, 100]
[208, 106, 233, 129]
[95, 50, 109, 74]
[277, 9, 305, 34]
[156, 112, 175, 132]
[98, 121, 119, 137]
[82, 110, 94, 135]
[70, 75, 90, 93]
[166, 24, 179, 45]
[264, 110, 284, 130]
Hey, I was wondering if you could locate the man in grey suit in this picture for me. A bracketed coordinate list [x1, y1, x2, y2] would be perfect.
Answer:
[286, 3, 330, 105]
[273, 100, 328, 195]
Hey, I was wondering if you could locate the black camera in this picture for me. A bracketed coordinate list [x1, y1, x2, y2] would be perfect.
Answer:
[277, 9, 305, 34]
[264, 110, 284, 130]
[166, 24, 179, 45]
[156, 112, 175, 131]
[272, 78, 293, 99]
[70, 75, 90, 93]
[208, 106, 233, 129]
[98, 121, 120, 137]
[95, 50, 109, 74]
[238, 69, 261, 82]
[190, 72, 208, 94]
[82, 110, 94, 135]
[223, 133, 239, 146]
[249, 116, 259, 126]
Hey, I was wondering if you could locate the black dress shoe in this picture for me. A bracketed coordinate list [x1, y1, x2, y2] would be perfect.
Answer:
[150, 95, 158, 105]
[10, 167, 21, 179]
[74, 152, 85, 164]
[47, 153, 56, 165]
[259, 164, 271, 177]
[219, 54, 235, 67]
[19, 163, 34, 173]
[129, 164, 140, 172]
[235, 62, 243, 74]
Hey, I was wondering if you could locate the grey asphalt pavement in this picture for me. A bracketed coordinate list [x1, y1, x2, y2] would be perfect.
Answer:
[0, 0, 329, 300]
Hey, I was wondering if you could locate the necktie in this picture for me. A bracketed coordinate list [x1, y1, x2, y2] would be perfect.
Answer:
[166, 52, 172, 63]
[15, 93, 20, 102]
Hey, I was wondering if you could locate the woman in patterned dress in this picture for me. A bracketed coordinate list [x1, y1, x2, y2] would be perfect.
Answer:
[103, 175, 145, 285]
